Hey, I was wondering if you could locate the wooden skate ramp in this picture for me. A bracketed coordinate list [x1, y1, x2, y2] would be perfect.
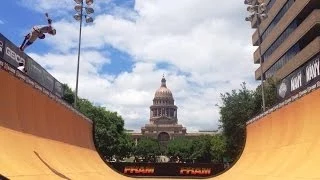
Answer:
[1, 64, 320, 180]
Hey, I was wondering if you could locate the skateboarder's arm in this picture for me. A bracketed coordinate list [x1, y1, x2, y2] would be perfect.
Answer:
[47, 18, 52, 27]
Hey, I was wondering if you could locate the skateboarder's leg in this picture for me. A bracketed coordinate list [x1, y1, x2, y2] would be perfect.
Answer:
[19, 34, 30, 51]
[20, 40, 34, 52]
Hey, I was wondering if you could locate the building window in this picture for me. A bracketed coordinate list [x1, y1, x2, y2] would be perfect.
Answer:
[263, 20, 298, 62]
[265, 43, 300, 78]
[266, 0, 276, 13]
[261, 0, 295, 42]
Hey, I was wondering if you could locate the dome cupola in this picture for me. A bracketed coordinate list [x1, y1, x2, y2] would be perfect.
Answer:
[154, 75, 173, 99]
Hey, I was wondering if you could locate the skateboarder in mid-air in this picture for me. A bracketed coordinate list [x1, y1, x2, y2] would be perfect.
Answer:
[18, 13, 56, 73]
[19, 13, 56, 52]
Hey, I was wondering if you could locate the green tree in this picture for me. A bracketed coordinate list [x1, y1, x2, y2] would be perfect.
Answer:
[134, 137, 161, 162]
[217, 82, 256, 161]
[115, 133, 135, 161]
[217, 80, 279, 162]
[253, 78, 280, 115]
[210, 134, 227, 163]
[166, 137, 193, 162]
[76, 98, 134, 161]
[62, 84, 75, 105]
[61, 84, 135, 160]
[190, 135, 215, 163]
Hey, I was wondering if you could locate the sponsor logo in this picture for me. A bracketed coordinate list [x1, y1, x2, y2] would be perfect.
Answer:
[0, 40, 3, 53]
[5, 47, 25, 64]
[278, 81, 287, 98]
[180, 167, 211, 175]
[306, 58, 320, 83]
[291, 72, 302, 92]
[124, 166, 155, 174]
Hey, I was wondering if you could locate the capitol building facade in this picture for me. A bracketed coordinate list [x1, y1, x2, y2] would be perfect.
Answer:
[129, 76, 216, 145]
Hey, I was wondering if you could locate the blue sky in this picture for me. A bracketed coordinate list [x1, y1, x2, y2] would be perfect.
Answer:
[0, 0, 259, 132]
[0, 0, 135, 75]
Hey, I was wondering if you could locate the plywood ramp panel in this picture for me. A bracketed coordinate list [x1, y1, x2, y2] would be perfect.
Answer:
[1, 67, 320, 179]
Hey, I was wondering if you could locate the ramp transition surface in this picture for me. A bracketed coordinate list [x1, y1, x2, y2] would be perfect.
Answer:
[1, 63, 320, 180]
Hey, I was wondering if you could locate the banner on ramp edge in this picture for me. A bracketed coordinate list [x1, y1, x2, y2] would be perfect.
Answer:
[2, 36, 27, 68]
[25, 57, 55, 92]
[53, 80, 64, 98]
[0, 33, 5, 59]
[109, 162, 225, 177]
[277, 54, 320, 100]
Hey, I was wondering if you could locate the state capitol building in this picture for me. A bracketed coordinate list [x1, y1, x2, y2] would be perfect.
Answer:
[129, 76, 216, 145]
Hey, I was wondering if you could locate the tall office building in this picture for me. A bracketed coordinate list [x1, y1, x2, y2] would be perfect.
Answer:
[250, 0, 320, 99]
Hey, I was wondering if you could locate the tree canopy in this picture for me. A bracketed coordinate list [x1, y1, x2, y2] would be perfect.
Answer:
[217, 79, 279, 162]
[62, 84, 135, 161]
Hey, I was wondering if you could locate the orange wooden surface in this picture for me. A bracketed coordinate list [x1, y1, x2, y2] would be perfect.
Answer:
[1, 67, 320, 179]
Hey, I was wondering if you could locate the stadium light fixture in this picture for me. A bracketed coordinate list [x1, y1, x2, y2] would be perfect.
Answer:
[74, 13, 81, 21]
[86, 0, 93, 6]
[72, 0, 94, 108]
[74, 4, 82, 12]
[74, 0, 82, 4]
[85, 16, 94, 23]
[85, 7, 94, 14]
[244, 0, 268, 112]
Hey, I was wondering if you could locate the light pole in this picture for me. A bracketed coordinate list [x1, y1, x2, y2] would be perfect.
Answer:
[244, 0, 268, 112]
[73, 0, 94, 108]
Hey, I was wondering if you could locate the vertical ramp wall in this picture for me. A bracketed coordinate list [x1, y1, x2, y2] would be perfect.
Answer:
[1, 58, 320, 179]
[216, 87, 320, 180]
[0, 64, 126, 179]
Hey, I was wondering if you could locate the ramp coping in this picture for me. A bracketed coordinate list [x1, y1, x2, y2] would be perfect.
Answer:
[0, 59, 93, 124]
[247, 81, 319, 125]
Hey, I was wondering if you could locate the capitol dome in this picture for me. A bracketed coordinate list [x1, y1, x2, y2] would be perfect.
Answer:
[154, 76, 173, 99]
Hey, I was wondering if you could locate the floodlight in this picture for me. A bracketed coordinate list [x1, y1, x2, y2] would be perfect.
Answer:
[85, 16, 94, 23]
[85, 7, 94, 14]
[258, 3, 267, 13]
[244, 0, 257, 5]
[245, 14, 255, 22]
[74, 13, 81, 21]
[74, 0, 82, 4]
[259, 13, 268, 20]
[86, 0, 93, 5]
[247, 5, 258, 13]
[74, 4, 82, 12]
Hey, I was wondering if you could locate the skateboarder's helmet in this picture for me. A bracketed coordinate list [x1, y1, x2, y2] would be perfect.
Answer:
[49, 28, 56, 35]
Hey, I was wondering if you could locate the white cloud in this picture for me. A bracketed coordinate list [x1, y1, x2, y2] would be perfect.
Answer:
[0, 19, 4, 24]
[25, 0, 260, 132]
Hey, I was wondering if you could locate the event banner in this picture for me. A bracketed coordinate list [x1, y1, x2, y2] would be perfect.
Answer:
[0, 32, 64, 98]
[26, 57, 55, 92]
[277, 54, 320, 100]
[0, 33, 5, 59]
[109, 162, 225, 177]
[2, 35, 28, 68]
[53, 80, 64, 98]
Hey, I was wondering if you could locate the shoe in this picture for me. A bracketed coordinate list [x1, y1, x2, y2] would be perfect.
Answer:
[17, 66, 26, 73]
